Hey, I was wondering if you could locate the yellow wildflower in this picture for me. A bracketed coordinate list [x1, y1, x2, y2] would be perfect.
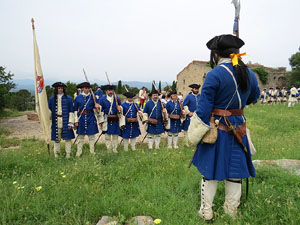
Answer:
[154, 219, 161, 224]
[26, 174, 31, 177]
[35, 186, 42, 192]
[13, 181, 17, 185]
[60, 172, 64, 175]
[62, 175, 66, 179]
[17, 186, 25, 190]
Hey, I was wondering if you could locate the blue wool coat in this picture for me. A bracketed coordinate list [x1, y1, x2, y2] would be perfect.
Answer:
[95, 89, 103, 104]
[192, 62, 260, 181]
[121, 101, 141, 139]
[74, 94, 99, 135]
[166, 100, 182, 133]
[48, 95, 75, 141]
[99, 95, 121, 135]
[182, 93, 201, 131]
[143, 100, 165, 135]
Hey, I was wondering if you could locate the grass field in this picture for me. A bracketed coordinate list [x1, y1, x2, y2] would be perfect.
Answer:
[0, 108, 23, 118]
[0, 103, 300, 225]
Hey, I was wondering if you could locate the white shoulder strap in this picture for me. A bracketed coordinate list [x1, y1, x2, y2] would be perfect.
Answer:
[220, 64, 242, 109]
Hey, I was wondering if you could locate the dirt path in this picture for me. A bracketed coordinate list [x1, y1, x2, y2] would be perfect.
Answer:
[0, 112, 44, 139]
[0, 112, 183, 142]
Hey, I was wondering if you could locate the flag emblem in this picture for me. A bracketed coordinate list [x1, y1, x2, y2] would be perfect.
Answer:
[36, 74, 44, 93]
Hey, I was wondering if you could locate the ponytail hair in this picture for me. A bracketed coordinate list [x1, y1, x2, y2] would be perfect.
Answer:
[214, 48, 249, 92]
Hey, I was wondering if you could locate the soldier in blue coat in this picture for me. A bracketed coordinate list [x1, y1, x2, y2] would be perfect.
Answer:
[74, 82, 100, 157]
[94, 86, 103, 103]
[99, 85, 124, 153]
[165, 91, 185, 149]
[189, 34, 260, 221]
[48, 82, 75, 158]
[182, 84, 201, 146]
[143, 90, 168, 149]
[121, 92, 143, 151]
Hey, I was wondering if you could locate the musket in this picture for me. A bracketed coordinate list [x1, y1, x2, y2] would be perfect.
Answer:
[73, 134, 79, 146]
[124, 85, 143, 121]
[95, 132, 103, 145]
[83, 68, 100, 112]
[105, 72, 121, 113]
[152, 81, 168, 125]
[142, 133, 148, 143]
[165, 82, 172, 91]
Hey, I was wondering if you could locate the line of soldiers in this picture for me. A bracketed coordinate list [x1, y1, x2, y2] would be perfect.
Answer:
[260, 86, 300, 107]
[48, 82, 201, 158]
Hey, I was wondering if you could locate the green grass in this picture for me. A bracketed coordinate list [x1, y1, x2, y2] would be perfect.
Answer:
[0, 108, 23, 118]
[0, 103, 300, 225]
[245, 103, 300, 160]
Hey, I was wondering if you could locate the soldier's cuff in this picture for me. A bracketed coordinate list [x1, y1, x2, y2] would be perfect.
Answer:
[183, 106, 190, 115]
[74, 111, 78, 123]
[142, 113, 148, 122]
[68, 112, 75, 124]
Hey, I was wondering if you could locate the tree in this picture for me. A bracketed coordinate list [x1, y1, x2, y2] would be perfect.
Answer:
[289, 52, 300, 70]
[0, 66, 16, 110]
[117, 80, 122, 94]
[171, 80, 177, 91]
[287, 51, 300, 87]
[91, 83, 98, 92]
[7, 89, 34, 111]
[251, 67, 268, 84]
[151, 80, 156, 92]
[46, 85, 54, 100]
[287, 70, 300, 88]
[158, 81, 162, 91]
[65, 81, 77, 98]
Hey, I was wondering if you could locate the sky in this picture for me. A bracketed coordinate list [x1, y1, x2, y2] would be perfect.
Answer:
[0, 0, 299, 83]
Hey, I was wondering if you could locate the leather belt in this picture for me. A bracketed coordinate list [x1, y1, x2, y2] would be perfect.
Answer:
[218, 123, 231, 133]
[78, 109, 93, 114]
[57, 115, 62, 117]
[212, 109, 244, 117]
[107, 114, 119, 122]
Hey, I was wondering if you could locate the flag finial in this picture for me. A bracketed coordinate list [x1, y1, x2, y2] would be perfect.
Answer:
[31, 18, 35, 30]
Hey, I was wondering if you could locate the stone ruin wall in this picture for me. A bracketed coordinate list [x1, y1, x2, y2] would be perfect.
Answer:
[177, 61, 288, 97]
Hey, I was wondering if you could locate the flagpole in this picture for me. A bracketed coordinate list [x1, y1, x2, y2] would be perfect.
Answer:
[31, 18, 51, 155]
[236, 18, 239, 38]
[232, 0, 240, 38]
[31, 18, 35, 30]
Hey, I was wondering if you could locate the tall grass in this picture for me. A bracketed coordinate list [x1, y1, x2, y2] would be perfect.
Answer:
[0, 103, 300, 225]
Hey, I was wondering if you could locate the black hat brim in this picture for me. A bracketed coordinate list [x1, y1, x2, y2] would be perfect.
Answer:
[123, 92, 136, 98]
[52, 82, 66, 88]
[188, 84, 201, 89]
[77, 82, 91, 88]
[206, 34, 244, 51]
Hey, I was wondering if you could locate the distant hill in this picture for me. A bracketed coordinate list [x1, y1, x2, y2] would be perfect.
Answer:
[12, 79, 169, 93]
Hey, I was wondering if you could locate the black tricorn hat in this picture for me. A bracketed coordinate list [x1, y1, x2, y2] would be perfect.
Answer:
[189, 84, 201, 89]
[167, 91, 177, 98]
[206, 34, 244, 51]
[77, 82, 91, 88]
[123, 92, 136, 98]
[52, 82, 66, 88]
[149, 89, 159, 97]
[102, 84, 116, 91]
